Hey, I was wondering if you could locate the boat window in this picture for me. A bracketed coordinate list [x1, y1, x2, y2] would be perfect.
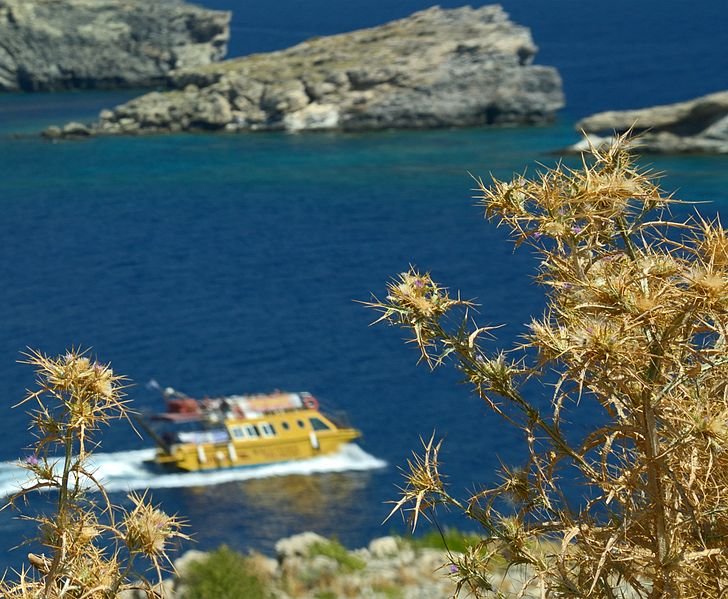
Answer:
[178, 430, 229, 444]
[230, 425, 245, 439]
[297, 419, 305, 428]
[309, 417, 331, 431]
[243, 424, 260, 439]
[259, 422, 277, 437]
[281, 421, 290, 430]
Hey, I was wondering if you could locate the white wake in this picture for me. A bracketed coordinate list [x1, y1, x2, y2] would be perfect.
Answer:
[0, 444, 386, 497]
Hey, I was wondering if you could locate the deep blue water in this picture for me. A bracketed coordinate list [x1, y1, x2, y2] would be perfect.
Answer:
[0, 0, 727, 574]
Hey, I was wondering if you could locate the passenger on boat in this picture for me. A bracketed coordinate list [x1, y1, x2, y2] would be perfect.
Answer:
[220, 398, 234, 418]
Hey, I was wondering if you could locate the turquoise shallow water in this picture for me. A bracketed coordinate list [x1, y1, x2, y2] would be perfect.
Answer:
[0, 0, 727, 566]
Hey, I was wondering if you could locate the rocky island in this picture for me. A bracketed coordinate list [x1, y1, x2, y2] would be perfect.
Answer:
[0, 0, 230, 91]
[570, 90, 728, 154]
[47, 4, 564, 137]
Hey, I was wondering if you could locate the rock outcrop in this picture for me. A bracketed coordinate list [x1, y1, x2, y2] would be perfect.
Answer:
[570, 90, 728, 154]
[121, 533, 542, 599]
[48, 4, 564, 136]
[0, 0, 230, 91]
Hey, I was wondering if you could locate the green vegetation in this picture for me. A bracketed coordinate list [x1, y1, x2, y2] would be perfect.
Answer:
[371, 581, 404, 599]
[180, 546, 270, 599]
[404, 528, 482, 554]
[307, 539, 366, 572]
[368, 135, 728, 597]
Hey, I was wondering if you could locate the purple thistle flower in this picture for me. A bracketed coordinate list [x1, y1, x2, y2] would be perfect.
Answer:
[449, 564, 458, 573]
[25, 455, 39, 467]
[413, 279, 425, 288]
[572, 225, 583, 234]
[533, 231, 542, 239]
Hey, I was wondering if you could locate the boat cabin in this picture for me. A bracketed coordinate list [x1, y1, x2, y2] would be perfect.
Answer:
[144, 389, 360, 472]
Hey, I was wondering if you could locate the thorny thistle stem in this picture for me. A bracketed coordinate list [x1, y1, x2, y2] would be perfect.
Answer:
[367, 134, 728, 598]
[1, 349, 188, 599]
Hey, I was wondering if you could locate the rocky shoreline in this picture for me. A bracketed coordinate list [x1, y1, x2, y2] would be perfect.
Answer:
[569, 90, 728, 154]
[0, 0, 230, 91]
[124, 532, 539, 599]
[45, 5, 564, 138]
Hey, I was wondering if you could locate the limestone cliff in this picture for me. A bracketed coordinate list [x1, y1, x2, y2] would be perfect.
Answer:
[0, 0, 230, 91]
[48, 5, 564, 136]
[570, 90, 728, 154]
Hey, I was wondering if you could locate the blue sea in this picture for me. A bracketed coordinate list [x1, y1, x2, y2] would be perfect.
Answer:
[0, 0, 726, 573]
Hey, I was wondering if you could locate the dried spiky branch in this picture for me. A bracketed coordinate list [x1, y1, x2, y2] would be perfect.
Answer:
[1, 350, 188, 599]
[367, 134, 728, 598]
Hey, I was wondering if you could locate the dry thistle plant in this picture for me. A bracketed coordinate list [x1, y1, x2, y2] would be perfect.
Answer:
[0, 349, 187, 598]
[367, 135, 728, 598]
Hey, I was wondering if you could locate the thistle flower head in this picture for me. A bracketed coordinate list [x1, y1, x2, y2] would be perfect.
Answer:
[384, 434, 446, 531]
[122, 492, 188, 569]
[447, 544, 496, 597]
[386, 270, 459, 320]
[477, 131, 671, 249]
[365, 268, 473, 366]
[21, 348, 129, 438]
[695, 216, 728, 268]
[687, 266, 728, 301]
[476, 353, 519, 397]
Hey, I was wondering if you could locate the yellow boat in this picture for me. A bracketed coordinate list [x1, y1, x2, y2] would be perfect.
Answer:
[143, 388, 361, 472]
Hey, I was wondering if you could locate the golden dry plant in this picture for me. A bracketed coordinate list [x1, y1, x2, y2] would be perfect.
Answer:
[0, 350, 187, 598]
[367, 135, 728, 598]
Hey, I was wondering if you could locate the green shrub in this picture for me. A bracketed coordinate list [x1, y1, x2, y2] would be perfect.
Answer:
[307, 539, 366, 572]
[406, 528, 482, 554]
[181, 546, 270, 599]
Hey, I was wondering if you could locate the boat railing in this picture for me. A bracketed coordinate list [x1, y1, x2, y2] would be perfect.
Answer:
[327, 410, 353, 429]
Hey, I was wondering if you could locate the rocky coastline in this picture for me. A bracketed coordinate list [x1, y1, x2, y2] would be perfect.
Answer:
[0, 0, 230, 91]
[45, 5, 564, 138]
[569, 90, 728, 154]
[124, 532, 539, 599]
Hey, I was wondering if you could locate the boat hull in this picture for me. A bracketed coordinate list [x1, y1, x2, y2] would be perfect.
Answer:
[154, 427, 360, 472]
